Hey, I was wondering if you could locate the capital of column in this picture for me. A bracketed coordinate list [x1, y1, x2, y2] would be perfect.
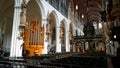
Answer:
[56, 26, 60, 28]
[14, 0, 23, 8]
[14, 6, 21, 8]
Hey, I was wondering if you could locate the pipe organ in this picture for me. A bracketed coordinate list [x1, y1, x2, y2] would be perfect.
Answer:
[23, 20, 44, 57]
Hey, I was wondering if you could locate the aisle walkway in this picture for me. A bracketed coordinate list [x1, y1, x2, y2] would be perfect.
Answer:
[107, 56, 114, 68]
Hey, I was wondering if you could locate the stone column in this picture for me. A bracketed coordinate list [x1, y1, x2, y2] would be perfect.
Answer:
[72, 40, 76, 52]
[10, 0, 22, 57]
[42, 21, 48, 54]
[82, 40, 85, 53]
[94, 40, 98, 51]
[96, 22, 99, 34]
[56, 26, 61, 52]
[66, 29, 70, 52]
[42, 18, 49, 54]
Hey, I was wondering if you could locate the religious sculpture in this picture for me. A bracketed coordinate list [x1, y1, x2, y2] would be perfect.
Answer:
[18, 0, 27, 39]
[20, 0, 27, 27]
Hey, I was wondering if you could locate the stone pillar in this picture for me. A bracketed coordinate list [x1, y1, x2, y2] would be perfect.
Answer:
[3, 19, 12, 52]
[82, 40, 85, 53]
[94, 40, 98, 51]
[96, 22, 99, 34]
[56, 26, 61, 52]
[72, 42, 76, 52]
[10, 0, 23, 57]
[43, 41, 48, 54]
[41, 2, 51, 53]
[42, 19, 49, 54]
[66, 29, 70, 52]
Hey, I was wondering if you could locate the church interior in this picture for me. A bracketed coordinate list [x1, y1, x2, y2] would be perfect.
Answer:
[0, 0, 120, 68]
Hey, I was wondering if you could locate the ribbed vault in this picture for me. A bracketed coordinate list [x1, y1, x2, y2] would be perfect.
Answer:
[72, 0, 102, 23]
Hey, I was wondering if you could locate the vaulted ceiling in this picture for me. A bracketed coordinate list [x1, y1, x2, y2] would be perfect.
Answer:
[72, 0, 103, 23]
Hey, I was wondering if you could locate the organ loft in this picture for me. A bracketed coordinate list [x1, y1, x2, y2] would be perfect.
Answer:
[23, 20, 44, 57]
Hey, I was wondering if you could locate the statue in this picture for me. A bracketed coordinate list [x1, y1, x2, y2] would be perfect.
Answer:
[18, 0, 27, 39]
[20, 0, 27, 27]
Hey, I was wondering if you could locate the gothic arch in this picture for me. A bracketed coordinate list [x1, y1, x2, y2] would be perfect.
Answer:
[46, 12, 57, 54]
[0, 0, 14, 55]
[106, 43, 114, 55]
[50, 11, 59, 27]
[26, 0, 41, 21]
[97, 41, 106, 52]
[35, 0, 45, 21]
[75, 41, 83, 52]
[23, 0, 44, 56]
[76, 29, 78, 36]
